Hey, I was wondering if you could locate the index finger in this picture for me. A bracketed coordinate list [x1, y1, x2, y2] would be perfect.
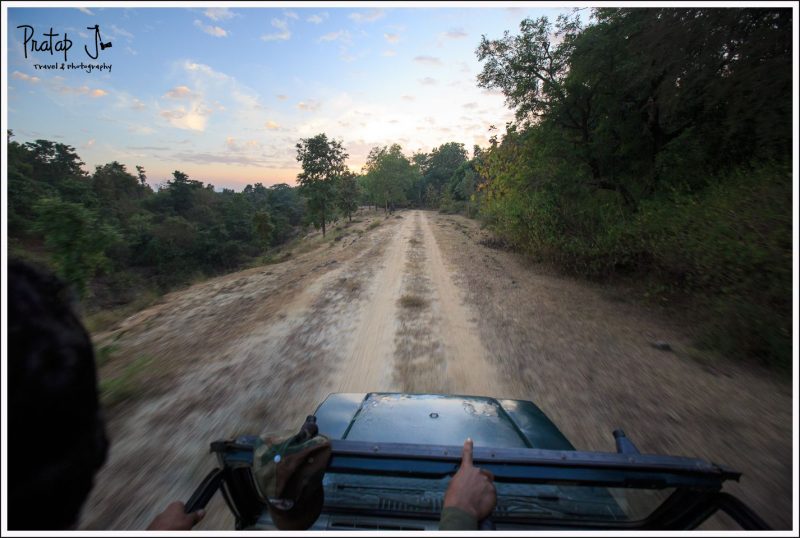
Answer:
[461, 437, 474, 467]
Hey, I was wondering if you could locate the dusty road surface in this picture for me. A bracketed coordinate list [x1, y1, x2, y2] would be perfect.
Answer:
[81, 209, 793, 530]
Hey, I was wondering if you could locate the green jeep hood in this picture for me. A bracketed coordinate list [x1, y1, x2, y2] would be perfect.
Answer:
[314, 393, 574, 450]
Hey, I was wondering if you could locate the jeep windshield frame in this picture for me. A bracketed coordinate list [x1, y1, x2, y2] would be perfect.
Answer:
[211, 437, 770, 530]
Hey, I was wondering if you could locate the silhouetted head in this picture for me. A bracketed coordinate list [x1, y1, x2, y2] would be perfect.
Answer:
[7, 259, 109, 529]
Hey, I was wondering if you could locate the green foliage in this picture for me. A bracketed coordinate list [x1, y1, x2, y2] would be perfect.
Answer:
[634, 163, 792, 366]
[8, 136, 308, 311]
[99, 354, 155, 408]
[32, 197, 120, 297]
[336, 171, 361, 221]
[253, 211, 275, 247]
[475, 8, 792, 368]
[362, 144, 417, 210]
[417, 142, 469, 208]
[296, 133, 348, 236]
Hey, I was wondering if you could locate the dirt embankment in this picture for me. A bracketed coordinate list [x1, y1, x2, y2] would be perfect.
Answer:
[81, 209, 793, 530]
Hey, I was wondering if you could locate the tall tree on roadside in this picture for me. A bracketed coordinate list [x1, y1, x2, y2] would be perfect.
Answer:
[337, 170, 361, 222]
[363, 144, 416, 211]
[421, 142, 468, 205]
[296, 133, 348, 236]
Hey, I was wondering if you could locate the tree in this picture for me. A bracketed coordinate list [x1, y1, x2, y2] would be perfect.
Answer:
[296, 134, 348, 237]
[363, 144, 416, 211]
[253, 211, 274, 247]
[91, 161, 148, 224]
[476, 14, 581, 124]
[477, 13, 638, 207]
[165, 170, 204, 216]
[420, 142, 468, 206]
[407, 151, 429, 207]
[337, 171, 361, 222]
[135, 165, 148, 186]
[32, 197, 119, 297]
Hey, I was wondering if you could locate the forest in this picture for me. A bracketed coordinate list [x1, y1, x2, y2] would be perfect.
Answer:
[7, 7, 793, 369]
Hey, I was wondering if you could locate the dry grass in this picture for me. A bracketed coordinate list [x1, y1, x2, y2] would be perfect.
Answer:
[399, 294, 428, 309]
[84, 291, 161, 333]
[336, 277, 361, 296]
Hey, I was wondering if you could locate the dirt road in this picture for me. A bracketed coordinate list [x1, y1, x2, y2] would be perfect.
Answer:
[81, 209, 793, 530]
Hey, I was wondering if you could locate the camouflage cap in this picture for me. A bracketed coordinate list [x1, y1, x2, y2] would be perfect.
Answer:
[251, 416, 332, 530]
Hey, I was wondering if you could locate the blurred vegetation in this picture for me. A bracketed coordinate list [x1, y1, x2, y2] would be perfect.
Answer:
[99, 353, 155, 409]
[466, 8, 792, 369]
[7, 136, 308, 320]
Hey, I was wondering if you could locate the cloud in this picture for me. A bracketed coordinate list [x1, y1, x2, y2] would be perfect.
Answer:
[160, 65, 221, 131]
[284, 11, 299, 20]
[261, 18, 291, 41]
[297, 100, 322, 112]
[164, 85, 194, 99]
[462, 102, 479, 109]
[194, 20, 227, 37]
[265, 120, 280, 130]
[382, 50, 396, 57]
[175, 60, 269, 133]
[12, 71, 40, 84]
[159, 104, 211, 132]
[109, 25, 134, 40]
[349, 9, 385, 23]
[401, 95, 415, 101]
[418, 77, 437, 85]
[318, 30, 356, 62]
[307, 13, 327, 24]
[185, 61, 228, 80]
[131, 98, 147, 110]
[231, 89, 263, 111]
[127, 125, 155, 134]
[83, 138, 95, 149]
[78, 7, 94, 15]
[319, 30, 350, 43]
[276, 94, 287, 100]
[169, 151, 270, 166]
[204, 8, 235, 21]
[384, 33, 400, 43]
[125, 46, 138, 55]
[127, 145, 168, 151]
[55, 84, 108, 97]
[414, 56, 442, 66]
[443, 28, 468, 39]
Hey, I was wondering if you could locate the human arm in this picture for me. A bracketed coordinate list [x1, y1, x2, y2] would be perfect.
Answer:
[439, 438, 497, 530]
[146, 501, 205, 530]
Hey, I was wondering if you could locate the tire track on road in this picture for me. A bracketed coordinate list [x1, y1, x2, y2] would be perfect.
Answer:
[333, 214, 412, 393]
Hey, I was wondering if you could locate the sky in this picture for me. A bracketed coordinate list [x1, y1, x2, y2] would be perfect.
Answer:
[5, 4, 574, 191]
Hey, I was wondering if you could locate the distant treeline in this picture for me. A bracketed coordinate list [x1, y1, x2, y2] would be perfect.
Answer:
[7, 137, 308, 311]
